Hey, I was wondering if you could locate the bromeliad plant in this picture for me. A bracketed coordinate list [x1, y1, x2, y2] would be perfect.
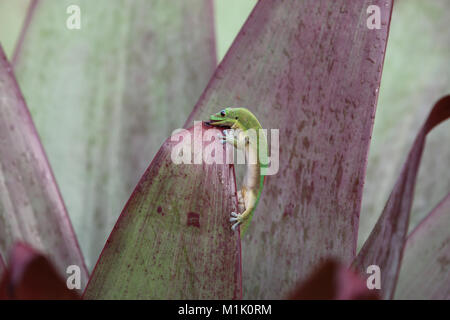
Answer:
[0, 0, 449, 299]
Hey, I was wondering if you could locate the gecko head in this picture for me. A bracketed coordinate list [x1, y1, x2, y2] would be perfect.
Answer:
[207, 107, 239, 128]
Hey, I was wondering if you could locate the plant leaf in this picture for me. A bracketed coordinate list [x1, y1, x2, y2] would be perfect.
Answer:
[287, 259, 378, 300]
[184, 0, 393, 298]
[0, 45, 88, 291]
[0, 255, 5, 278]
[394, 193, 450, 299]
[0, 243, 79, 300]
[13, 0, 217, 268]
[359, 0, 450, 250]
[84, 123, 242, 299]
[352, 96, 450, 299]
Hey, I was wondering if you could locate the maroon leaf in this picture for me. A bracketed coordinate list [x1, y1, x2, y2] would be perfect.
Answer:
[13, 0, 217, 269]
[184, 0, 393, 298]
[0, 243, 79, 300]
[84, 123, 241, 299]
[287, 259, 378, 300]
[0, 45, 88, 290]
[353, 95, 450, 299]
[395, 193, 450, 299]
[0, 255, 5, 278]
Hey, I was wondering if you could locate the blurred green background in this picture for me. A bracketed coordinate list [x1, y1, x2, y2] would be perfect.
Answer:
[0, 0, 29, 57]
[0, 0, 257, 63]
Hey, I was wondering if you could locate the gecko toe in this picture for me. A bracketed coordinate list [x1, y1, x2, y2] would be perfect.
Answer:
[230, 212, 242, 231]
[231, 221, 240, 231]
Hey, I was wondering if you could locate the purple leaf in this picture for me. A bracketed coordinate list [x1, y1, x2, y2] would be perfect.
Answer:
[0, 255, 5, 278]
[0, 243, 79, 300]
[395, 193, 450, 299]
[287, 259, 379, 300]
[13, 0, 217, 268]
[0, 45, 88, 292]
[185, 0, 393, 298]
[84, 123, 242, 299]
[353, 96, 450, 299]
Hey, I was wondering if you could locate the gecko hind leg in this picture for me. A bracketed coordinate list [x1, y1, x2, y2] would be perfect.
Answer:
[230, 189, 256, 232]
[237, 190, 245, 212]
[230, 190, 245, 230]
[230, 207, 255, 231]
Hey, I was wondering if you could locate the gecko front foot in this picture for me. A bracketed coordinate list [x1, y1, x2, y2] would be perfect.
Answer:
[229, 211, 242, 231]
[217, 129, 235, 144]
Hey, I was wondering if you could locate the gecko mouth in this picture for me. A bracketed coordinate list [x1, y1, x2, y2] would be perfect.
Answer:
[205, 119, 231, 127]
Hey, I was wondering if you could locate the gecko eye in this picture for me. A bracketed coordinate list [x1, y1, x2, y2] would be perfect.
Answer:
[220, 110, 226, 116]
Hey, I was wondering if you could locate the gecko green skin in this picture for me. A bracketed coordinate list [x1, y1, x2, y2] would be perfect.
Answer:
[207, 107, 268, 238]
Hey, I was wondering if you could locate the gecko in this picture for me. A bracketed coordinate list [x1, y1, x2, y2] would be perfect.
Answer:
[207, 107, 268, 237]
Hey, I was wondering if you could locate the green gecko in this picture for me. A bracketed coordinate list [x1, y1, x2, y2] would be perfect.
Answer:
[207, 107, 268, 237]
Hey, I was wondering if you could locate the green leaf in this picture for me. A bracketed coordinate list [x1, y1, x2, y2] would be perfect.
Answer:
[0, 45, 88, 292]
[353, 96, 450, 299]
[185, 0, 392, 298]
[395, 193, 450, 299]
[13, 0, 217, 268]
[359, 0, 450, 250]
[84, 123, 242, 299]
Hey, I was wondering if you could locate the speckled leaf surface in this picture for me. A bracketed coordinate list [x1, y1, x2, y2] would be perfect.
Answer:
[0, 46, 88, 292]
[359, 0, 450, 250]
[394, 194, 450, 299]
[184, 0, 392, 299]
[353, 96, 450, 299]
[84, 123, 242, 299]
[13, 0, 216, 268]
